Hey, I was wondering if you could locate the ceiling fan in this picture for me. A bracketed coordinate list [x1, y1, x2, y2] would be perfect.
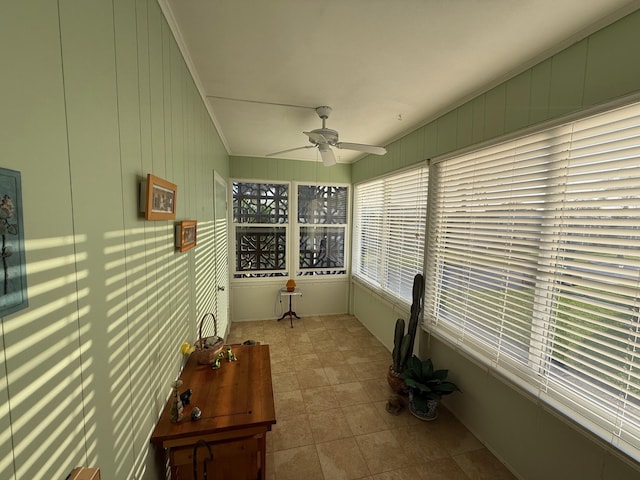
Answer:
[266, 106, 387, 166]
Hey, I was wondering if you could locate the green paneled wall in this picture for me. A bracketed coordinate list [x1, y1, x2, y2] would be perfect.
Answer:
[229, 155, 351, 184]
[352, 9, 640, 184]
[0, 1, 228, 479]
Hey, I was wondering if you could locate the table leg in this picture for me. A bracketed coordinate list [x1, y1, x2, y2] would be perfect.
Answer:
[277, 295, 300, 327]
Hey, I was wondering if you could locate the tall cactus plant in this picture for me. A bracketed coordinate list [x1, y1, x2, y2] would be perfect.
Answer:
[390, 273, 425, 374]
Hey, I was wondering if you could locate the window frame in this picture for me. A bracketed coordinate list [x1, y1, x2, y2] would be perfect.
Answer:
[295, 182, 350, 277]
[352, 163, 429, 305]
[231, 180, 290, 279]
[231, 179, 351, 281]
[425, 100, 640, 462]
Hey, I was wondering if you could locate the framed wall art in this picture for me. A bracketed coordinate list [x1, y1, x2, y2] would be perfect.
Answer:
[141, 173, 177, 221]
[175, 220, 197, 252]
[0, 168, 28, 316]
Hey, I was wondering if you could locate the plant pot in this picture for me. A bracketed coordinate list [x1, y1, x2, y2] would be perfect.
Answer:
[386, 365, 408, 395]
[408, 391, 439, 421]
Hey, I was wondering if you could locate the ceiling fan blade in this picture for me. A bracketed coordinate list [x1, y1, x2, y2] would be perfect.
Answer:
[266, 145, 315, 157]
[318, 144, 336, 167]
[335, 142, 387, 155]
[304, 131, 329, 144]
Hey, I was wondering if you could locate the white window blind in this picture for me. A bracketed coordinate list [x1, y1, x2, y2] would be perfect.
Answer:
[354, 165, 428, 302]
[427, 101, 640, 461]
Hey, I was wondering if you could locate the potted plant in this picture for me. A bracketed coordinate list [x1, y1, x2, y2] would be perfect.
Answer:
[387, 274, 424, 394]
[400, 355, 460, 420]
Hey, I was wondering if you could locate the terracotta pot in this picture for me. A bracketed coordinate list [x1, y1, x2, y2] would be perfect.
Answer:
[386, 365, 408, 395]
[286, 279, 296, 292]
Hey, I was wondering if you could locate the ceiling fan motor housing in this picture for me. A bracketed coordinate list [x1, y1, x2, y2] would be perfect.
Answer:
[307, 128, 339, 145]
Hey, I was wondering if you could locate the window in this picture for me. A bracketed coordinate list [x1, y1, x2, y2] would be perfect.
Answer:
[232, 181, 349, 278]
[353, 165, 428, 302]
[232, 182, 288, 277]
[427, 101, 640, 461]
[297, 184, 348, 275]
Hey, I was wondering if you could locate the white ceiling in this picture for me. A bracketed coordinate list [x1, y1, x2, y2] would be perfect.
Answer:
[160, 0, 639, 164]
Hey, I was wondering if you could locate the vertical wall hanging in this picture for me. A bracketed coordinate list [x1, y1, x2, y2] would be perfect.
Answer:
[0, 167, 28, 316]
[175, 220, 197, 252]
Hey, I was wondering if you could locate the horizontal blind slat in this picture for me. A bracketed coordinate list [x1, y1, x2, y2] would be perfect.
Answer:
[427, 99, 640, 462]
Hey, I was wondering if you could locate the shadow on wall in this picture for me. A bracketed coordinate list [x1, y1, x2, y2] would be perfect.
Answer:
[1, 222, 219, 479]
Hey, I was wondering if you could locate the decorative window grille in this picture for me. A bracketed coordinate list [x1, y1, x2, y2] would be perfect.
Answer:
[297, 185, 348, 275]
[353, 165, 428, 302]
[232, 182, 288, 277]
[426, 100, 640, 462]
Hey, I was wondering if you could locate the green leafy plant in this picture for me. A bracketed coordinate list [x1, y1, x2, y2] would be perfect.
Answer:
[400, 355, 460, 404]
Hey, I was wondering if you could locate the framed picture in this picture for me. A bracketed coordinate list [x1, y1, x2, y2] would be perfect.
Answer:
[0, 168, 28, 316]
[175, 220, 197, 252]
[142, 173, 177, 220]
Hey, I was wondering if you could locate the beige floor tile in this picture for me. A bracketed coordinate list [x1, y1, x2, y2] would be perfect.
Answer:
[322, 316, 349, 329]
[270, 346, 294, 373]
[374, 400, 422, 429]
[355, 430, 419, 475]
[453, 448, 517, 480]
[416, 457, 470, 480]
[350, 360, 389, 381]
[428, 407, 483, 456]
[316, 437, 371, 480]
[274, 389, 306, 418]
[344, 324, 371, 336]
[372, 465, 429, 479]
[303, 318, 328, 332]
[301, 385, 338, 413]
[390, 425, 450, 463]
[333, 381, 371, 407]
[324, 365, 357, 385]
[318, 351, 348, 367]
[291, 353, 322, 371]
[266, 430, 274, 452]
[309, 336, 338, 353]
[265, 452, 275, 480]
[296, 368, 331, 389]
[326, 326, 353, 341]
[272, 372, 300, 393]
[226, 315, 512, 480]
[288, 339, 314, 355]
[308, 408, 353, 443]
[360, 378, 394, 402]
[225, 334, 244, 345]
[274, 445, 325, 480]
[350, 335, 382, 350]
[341, 348, 375, 364]
[342, 403, 388, 435]
[284, 329, 311, 343]
[271, 414, 315, 451]
[261, 333, 289, 346]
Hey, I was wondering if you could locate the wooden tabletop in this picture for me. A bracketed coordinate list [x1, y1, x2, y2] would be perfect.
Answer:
[150, 344, 276, 447]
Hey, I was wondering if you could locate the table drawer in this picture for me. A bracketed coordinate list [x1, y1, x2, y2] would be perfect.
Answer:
[170, 436, 260, 480]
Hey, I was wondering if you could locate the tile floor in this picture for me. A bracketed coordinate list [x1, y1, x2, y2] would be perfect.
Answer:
[226, 314, 516, 480]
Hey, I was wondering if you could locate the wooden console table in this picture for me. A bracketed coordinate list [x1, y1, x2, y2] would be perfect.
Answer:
[151, 344, 276, 480]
